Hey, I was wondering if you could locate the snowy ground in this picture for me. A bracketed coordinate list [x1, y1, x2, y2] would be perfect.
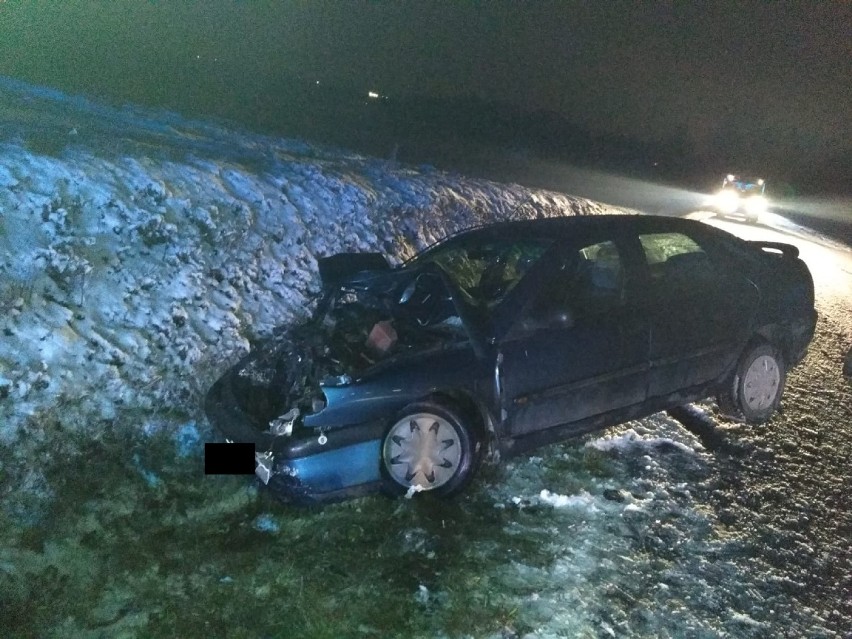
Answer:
[1, 79, 851, 638]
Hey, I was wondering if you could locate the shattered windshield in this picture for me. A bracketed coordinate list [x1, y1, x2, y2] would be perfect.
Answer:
[424, 238, 554, 307]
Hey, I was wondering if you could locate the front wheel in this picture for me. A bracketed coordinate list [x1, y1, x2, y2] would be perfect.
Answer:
[717, 342, 786, 423]
[380, 401, 478, 498]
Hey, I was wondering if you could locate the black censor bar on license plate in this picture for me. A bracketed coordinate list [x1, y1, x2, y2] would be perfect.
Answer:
[204, 442, 256, 475]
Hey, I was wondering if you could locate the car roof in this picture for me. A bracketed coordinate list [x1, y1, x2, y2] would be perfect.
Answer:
[405, 214, 742, 266]
[424, 213, 724, 246]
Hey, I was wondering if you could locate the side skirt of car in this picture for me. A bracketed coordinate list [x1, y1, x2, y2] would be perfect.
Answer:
[498, 377, 726, 459]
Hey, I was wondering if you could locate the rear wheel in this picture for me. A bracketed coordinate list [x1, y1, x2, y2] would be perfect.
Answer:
[380, 401, 477, 497]
[717, 342, 786, 423]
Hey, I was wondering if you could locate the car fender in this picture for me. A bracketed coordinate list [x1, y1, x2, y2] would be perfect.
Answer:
[303, 343, 492, 431]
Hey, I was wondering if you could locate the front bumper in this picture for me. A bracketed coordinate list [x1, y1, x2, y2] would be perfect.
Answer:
[205, 370, 385, 504]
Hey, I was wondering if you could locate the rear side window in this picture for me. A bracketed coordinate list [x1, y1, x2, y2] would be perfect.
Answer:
[639, 232, 716, 285]
[640, 233, 704, 264]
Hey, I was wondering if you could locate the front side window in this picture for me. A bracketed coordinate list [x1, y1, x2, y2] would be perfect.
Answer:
[428, 239, 553, 307]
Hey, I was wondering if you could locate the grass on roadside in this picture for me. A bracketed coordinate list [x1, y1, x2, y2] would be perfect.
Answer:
[0, 412, 578, 638]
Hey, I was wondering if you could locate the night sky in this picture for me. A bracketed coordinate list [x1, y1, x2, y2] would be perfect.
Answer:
[1, 1, 849, 190]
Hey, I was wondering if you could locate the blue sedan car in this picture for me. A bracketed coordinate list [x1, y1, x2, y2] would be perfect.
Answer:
[205, 215, 816, 503]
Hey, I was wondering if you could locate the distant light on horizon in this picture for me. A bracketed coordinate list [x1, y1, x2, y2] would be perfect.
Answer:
[367, 91, 379, 99]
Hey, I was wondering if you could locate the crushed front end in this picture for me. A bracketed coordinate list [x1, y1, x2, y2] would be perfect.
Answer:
[204, 328, 388, 503]
[204, 256, 471, 503]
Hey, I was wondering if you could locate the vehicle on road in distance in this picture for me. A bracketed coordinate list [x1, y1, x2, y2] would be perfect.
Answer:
[205, 214, 817, 504]
[711, 174, 769, 223]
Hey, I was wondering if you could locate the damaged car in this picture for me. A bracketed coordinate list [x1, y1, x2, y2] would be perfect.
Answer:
[205, 215, 817, 503]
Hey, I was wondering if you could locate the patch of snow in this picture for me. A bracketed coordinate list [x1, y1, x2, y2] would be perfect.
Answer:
[414, 584, 430, 605]
[586, 427, 700, 455]
[252, 514, 280, 534]
[174, 421, 201, 457]
[538, 489, 600, 512]
[131, 453, 161, 488]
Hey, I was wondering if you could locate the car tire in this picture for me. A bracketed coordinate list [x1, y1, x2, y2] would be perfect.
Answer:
[717, 342, 786, 423]
[380, 401, 478, 498]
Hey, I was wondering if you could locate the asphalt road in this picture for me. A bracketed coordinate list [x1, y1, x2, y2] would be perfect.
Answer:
[674, 210, 852, 634]
[480, 142, 852, 630]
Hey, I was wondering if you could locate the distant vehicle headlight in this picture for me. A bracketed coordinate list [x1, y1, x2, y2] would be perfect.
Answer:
[714, 190, 740, 213]
[745, 195, 768, 214]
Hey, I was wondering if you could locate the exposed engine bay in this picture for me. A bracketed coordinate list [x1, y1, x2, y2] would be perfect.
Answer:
[228, 261, 469, 431]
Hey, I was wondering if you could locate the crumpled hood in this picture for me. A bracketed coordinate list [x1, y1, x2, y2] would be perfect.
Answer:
[317, 252, 391, 289]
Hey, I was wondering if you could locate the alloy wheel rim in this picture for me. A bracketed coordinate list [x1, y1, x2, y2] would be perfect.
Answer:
[742, 354, 781, 412]
[383, 413, 462, 490]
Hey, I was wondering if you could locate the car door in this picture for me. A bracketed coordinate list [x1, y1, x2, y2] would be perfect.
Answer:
[497, 236, 649, 437]
[636, 230, 759, 399]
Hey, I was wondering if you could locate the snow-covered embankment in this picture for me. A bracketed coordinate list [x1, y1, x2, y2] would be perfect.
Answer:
[0, 78, 626, 440]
